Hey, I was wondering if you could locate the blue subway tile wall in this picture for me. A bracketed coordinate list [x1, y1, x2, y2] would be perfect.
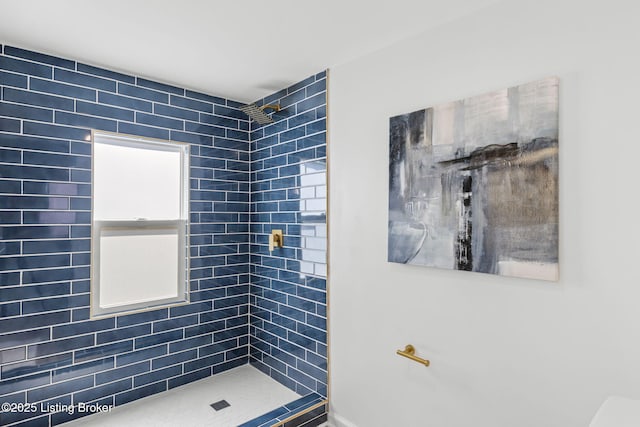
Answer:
[239, 393, 327, 427]
[248, 73, 328, 400]
[1, 46, 251, 426]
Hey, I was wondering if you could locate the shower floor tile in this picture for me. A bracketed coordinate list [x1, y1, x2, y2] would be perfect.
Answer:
[64, 365, 301, 427]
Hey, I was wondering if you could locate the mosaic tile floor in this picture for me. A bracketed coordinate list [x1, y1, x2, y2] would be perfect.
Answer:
[64, 365, 300, 427]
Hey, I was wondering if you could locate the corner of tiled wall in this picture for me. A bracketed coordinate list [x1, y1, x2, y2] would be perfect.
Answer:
[247, 71, 328, 399]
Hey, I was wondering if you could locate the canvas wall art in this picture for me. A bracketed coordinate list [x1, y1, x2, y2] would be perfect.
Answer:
[388, 77, 559, 281]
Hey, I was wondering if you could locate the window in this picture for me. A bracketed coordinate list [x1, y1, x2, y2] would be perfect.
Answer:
[91, 131, 189, 318]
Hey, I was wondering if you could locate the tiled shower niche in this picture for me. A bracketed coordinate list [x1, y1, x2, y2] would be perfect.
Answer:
[0, 44, 327, 427]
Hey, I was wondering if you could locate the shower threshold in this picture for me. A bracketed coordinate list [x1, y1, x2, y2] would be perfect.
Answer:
[63, 365, 301, 427]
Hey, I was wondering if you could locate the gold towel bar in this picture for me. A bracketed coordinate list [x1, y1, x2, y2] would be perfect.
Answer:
[396, 344, 430, 367]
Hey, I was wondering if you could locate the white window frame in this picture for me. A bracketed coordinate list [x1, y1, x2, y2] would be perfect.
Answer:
[90, 131, 190, 318]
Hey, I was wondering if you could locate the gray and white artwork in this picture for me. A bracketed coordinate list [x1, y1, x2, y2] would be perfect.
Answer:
[388, 77, 559, 281]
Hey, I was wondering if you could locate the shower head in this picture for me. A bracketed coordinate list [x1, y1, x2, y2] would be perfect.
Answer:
[239, 104, 281, 125]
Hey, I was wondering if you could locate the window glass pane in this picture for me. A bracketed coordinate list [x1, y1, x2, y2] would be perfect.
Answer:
[99, 226, 180, 308]
[94, 137, 183, 220]
[91, 132, 189, 318]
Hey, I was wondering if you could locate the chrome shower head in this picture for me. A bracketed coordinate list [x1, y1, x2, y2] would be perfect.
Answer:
[239, 104, 281, 125]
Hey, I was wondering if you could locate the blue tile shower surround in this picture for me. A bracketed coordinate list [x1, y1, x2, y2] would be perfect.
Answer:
[0, 45, 250, 426]
[0, 45, 327, 427]
[247, 74, 328, 402]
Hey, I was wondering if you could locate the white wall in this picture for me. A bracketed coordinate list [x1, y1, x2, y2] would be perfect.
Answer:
[328, 1, 640, 426]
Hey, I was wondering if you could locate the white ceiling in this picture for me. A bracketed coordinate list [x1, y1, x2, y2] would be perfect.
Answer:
[0, 0, 501, 103]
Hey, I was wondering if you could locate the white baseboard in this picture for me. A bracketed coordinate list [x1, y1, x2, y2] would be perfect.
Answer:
[329, 411, 358, 427]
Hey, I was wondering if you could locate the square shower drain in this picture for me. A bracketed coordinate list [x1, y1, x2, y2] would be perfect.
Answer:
[210, 400, 231, 411]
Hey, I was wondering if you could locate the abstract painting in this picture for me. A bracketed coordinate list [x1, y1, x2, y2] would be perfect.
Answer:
[388, 77, 559, 281]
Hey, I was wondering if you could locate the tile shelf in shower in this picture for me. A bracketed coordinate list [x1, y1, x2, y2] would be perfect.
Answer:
[238, 392, 326, 427]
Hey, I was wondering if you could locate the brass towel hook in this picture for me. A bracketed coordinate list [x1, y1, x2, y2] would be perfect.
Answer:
[396, 344, 430, 367]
